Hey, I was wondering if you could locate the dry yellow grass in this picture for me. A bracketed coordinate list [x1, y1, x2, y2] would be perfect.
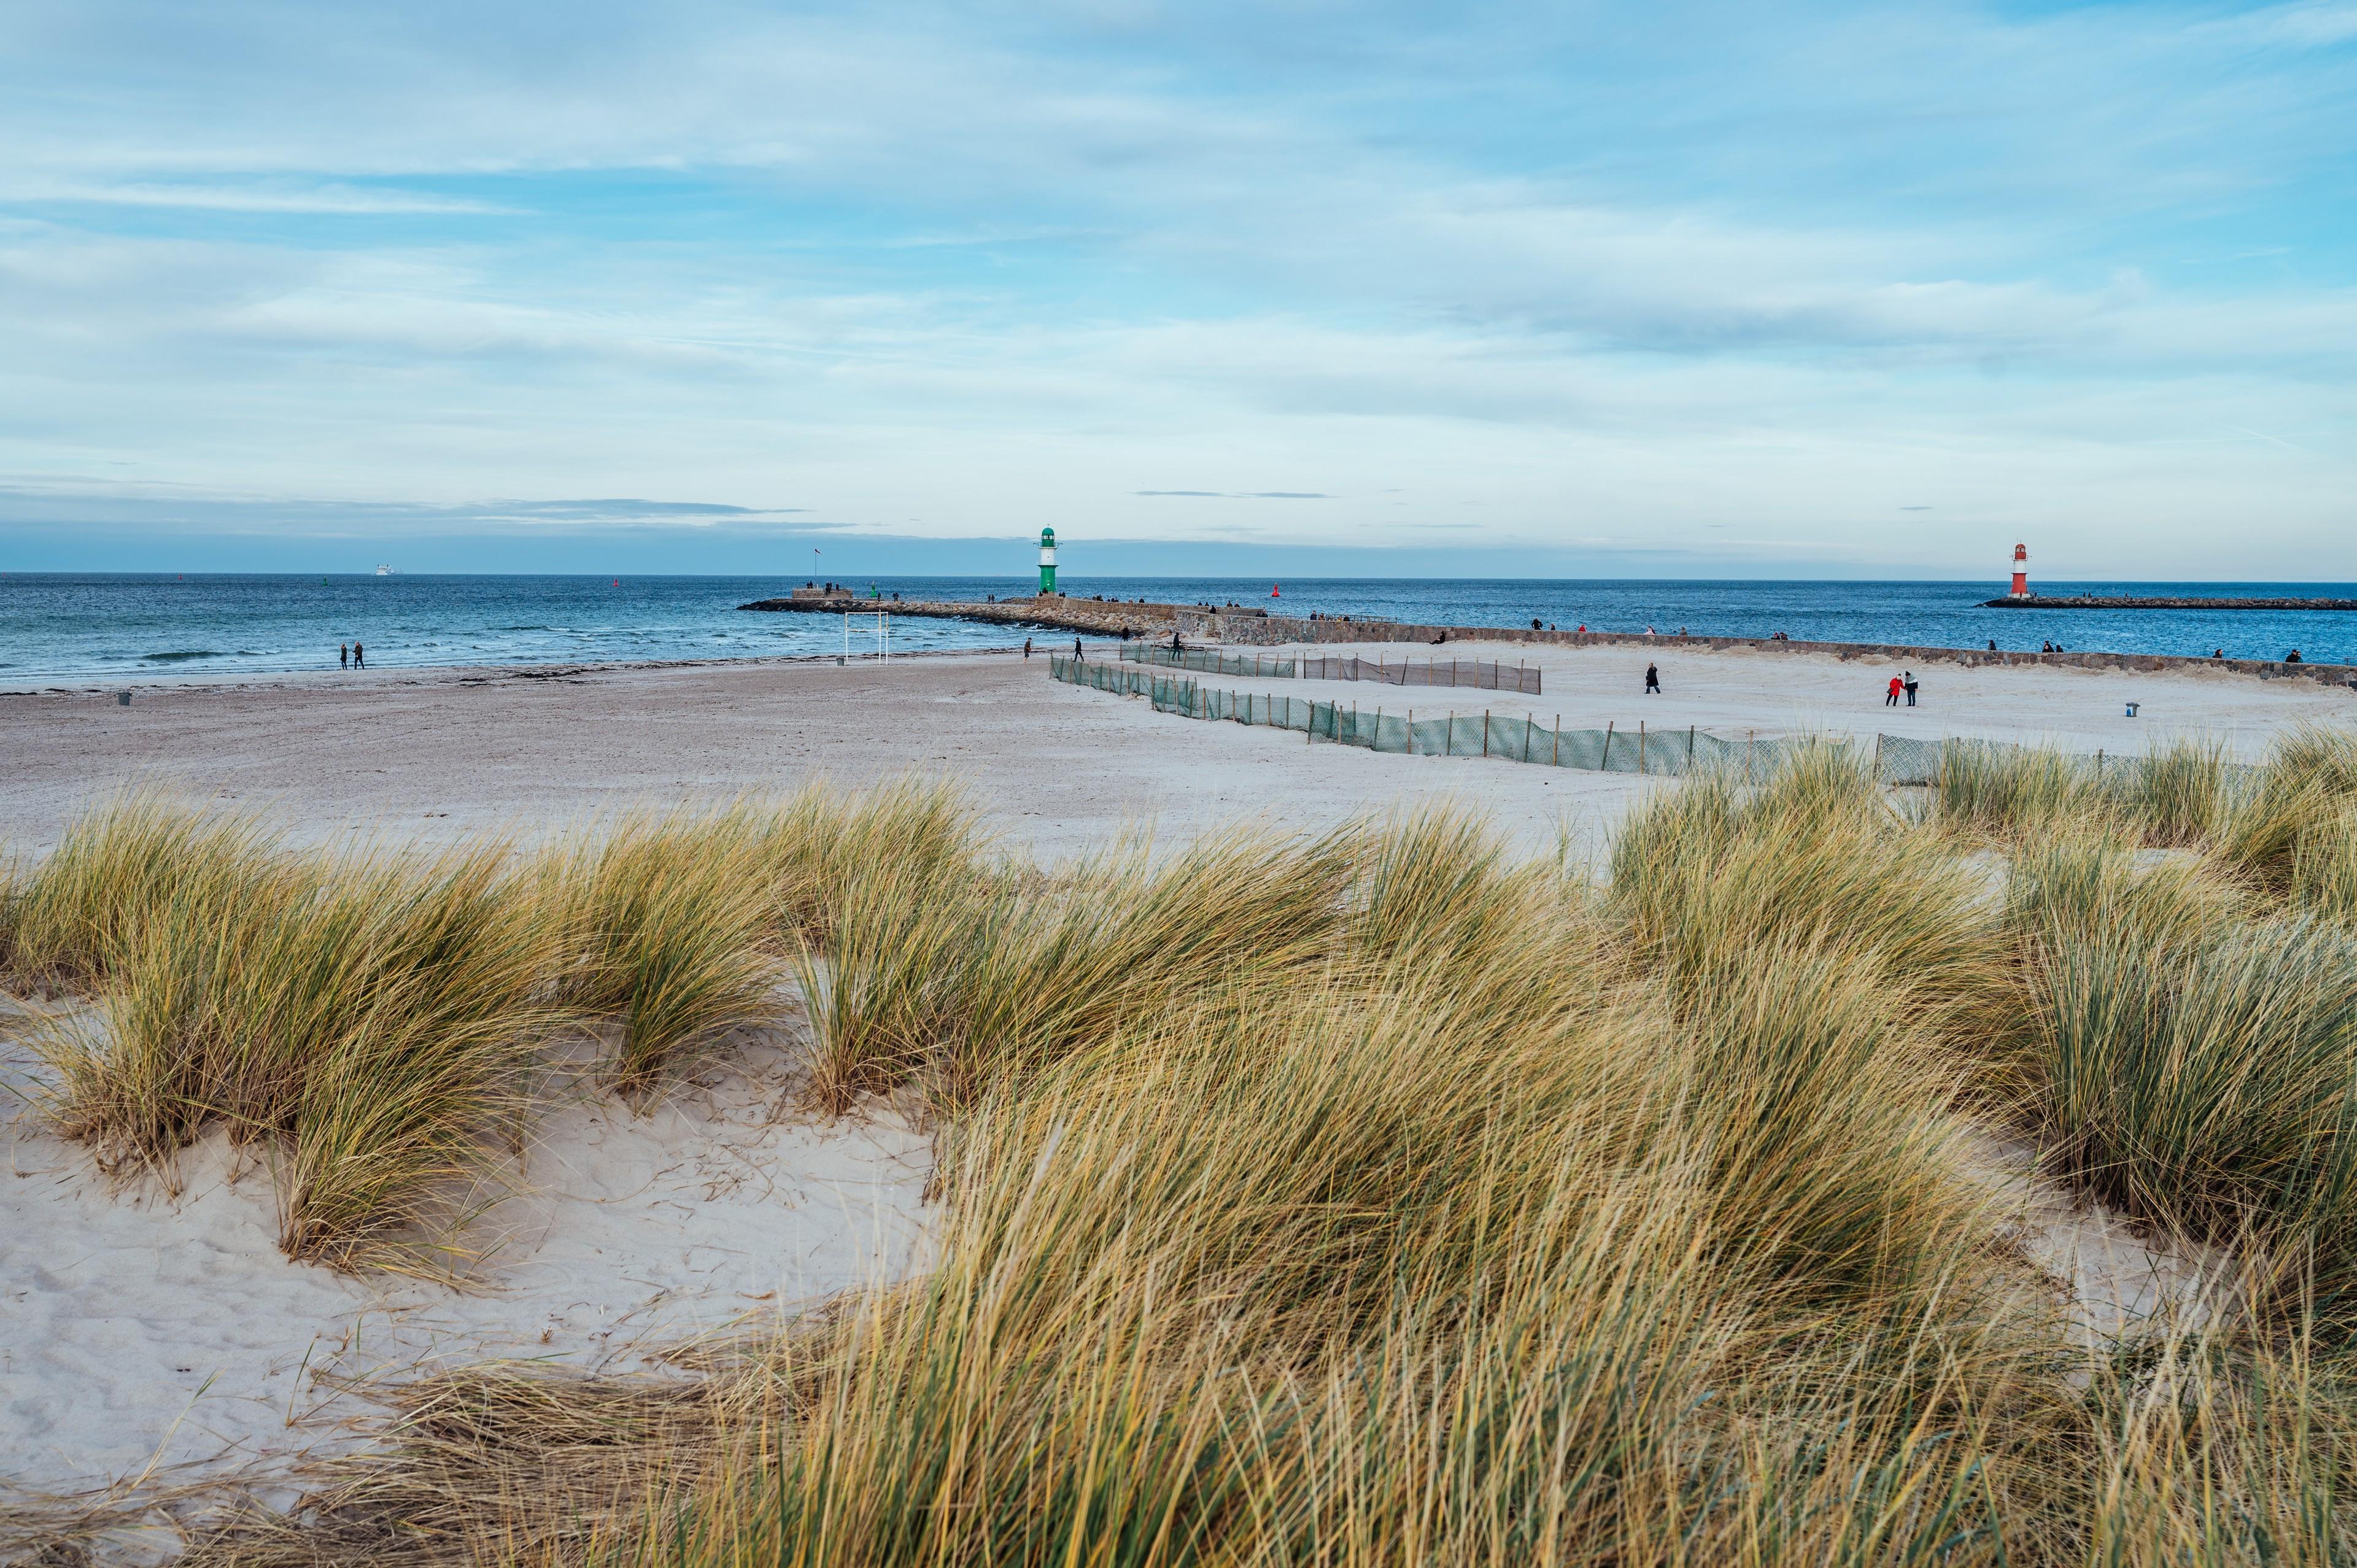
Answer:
[21, 732, 2357, 1564]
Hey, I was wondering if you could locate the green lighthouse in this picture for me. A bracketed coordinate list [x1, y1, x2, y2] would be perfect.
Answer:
[1038, 527, 1058, 597]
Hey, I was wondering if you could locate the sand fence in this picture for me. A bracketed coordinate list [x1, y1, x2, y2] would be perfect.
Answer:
[1050, 654, 2257, 789]
[1117, 643, 1544, 693]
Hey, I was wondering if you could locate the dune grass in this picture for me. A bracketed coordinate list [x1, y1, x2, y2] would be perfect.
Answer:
[0, 792, 285, 995]
[2027, 906, 2357, 1319]
[12, 788, 973, 1265]
[28, 734, 2357, 1561]
[544, 804, 787, 1095]
[1930, 737, 2115, 843]
[28, 828, 565, 1260]
[217, 906, 2060, 1566]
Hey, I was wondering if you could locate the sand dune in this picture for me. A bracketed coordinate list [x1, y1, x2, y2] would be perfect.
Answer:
[1, 1005, 928, 1550]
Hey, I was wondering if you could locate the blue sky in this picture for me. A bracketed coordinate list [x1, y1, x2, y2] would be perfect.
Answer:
[1, 0, 2351, 579]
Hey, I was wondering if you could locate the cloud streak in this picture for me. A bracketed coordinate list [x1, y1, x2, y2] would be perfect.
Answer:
[0, 0, 2350, 576]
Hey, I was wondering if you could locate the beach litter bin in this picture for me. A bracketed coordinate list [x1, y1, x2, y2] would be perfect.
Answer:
[2124, 701, 2138, 717]
[117, 691, 131, 706]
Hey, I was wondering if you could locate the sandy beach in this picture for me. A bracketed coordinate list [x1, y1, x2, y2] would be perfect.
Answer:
[2, 1014, 931, 1534]
[4, 638, 2347, 1555]
[2, 638, 2345, 863]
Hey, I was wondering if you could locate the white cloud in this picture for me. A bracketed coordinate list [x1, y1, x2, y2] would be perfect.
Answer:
[0, 180, 515, 214]
[0, 0, 2350, 574]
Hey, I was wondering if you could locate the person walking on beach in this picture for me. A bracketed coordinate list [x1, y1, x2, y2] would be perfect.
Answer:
[339, 643, 348, 669]
[1023, 637, 1032, 660]
[352, 641, 365, 668]
[1644, 662, 1661, 695]
[1903, 671, 1919, 706]
[1072, 636, 1082, 660]
[1886, 674, 1902, 707]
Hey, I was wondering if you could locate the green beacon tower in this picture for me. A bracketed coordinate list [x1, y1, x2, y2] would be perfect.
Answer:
[1038, 527, 1058, 596]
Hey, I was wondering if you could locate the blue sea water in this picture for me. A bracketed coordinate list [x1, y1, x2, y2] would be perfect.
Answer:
[2, 573, 2351, 681]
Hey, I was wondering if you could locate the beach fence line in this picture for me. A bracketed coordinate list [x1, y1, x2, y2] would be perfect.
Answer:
[1048, 655, 2233, 787]
[1118, 644, 1542, 695]
[1058, 655, 1830, 776]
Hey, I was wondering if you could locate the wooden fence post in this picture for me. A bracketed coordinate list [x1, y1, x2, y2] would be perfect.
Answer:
[1639, 720, 1647, 774]
[1602, 720, 1615, 770]
[1553, 715, 1560, 767]
[1483, 710, 1490, 757]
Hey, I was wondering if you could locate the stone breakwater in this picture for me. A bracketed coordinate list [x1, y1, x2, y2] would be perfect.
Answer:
[1981, 595, 2357, 611]
[740, 593, 1190, 637]
[740, 595, 2357, 690]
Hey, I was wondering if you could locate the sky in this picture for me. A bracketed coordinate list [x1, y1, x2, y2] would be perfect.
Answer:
[1, 0, 2351, 580]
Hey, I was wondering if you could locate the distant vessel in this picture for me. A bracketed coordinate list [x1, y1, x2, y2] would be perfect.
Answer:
[375, 564, 395, 576]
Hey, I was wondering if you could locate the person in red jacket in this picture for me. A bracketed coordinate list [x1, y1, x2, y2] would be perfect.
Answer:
[1886, 674, 1903, 707]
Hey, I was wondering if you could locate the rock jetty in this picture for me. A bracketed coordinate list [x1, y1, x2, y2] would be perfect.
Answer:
[741, 592, 2357, 689]
[1981, 593, 2357, 611]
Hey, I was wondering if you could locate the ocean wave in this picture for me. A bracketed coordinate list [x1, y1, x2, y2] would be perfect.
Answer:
[142, 649, 229, 662]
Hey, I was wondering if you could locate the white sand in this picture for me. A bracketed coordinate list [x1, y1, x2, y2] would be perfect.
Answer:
[2, 643, 2345, 873]
[1239, 637, 2355, 759]
[1964, 1133, 2223, 1343]
[1, 1005, 929, 1553]
[3, 639, 2337, 1552]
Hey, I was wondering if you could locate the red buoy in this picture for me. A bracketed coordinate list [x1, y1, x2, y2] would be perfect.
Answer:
[1271, 584, 1281, 598]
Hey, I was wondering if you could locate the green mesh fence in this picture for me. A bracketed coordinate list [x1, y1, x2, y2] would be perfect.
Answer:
[1120, 644, 1541, 694]
[1050, 655, 2224, 787]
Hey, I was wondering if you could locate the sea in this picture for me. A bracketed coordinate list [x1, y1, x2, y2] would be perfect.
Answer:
[2, 573, 2352, 681]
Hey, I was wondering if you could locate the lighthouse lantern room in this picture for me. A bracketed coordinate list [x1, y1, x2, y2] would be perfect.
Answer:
[2008, 543, 2030, 599]
[1038, 527, 1058, 597]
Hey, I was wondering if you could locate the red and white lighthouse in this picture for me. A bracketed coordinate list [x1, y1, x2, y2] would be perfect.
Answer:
[2008, 543, 2030, 598]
